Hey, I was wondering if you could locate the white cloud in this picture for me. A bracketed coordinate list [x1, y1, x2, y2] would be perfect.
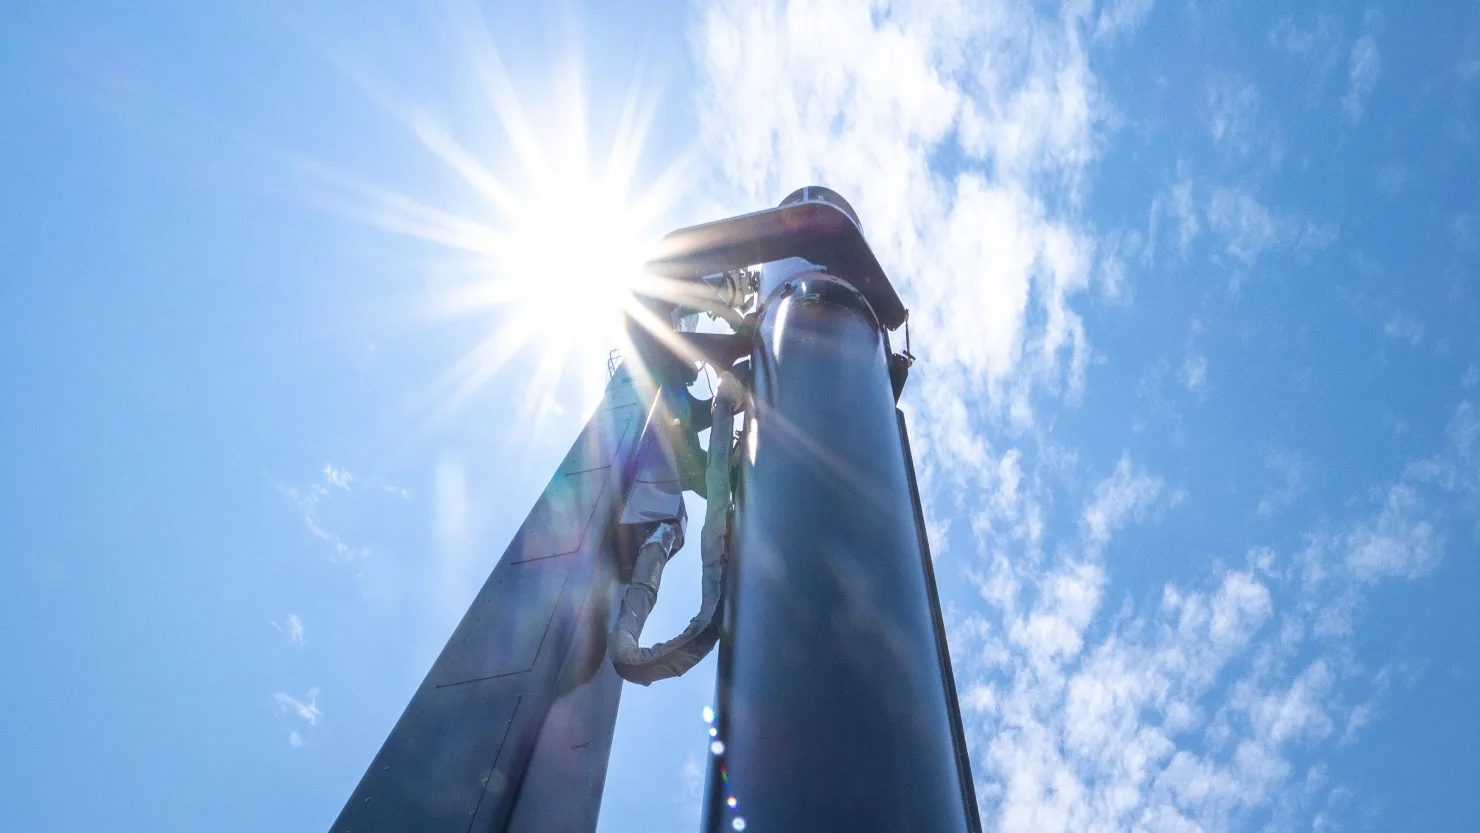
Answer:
[679, 755, 705, 820]
[275, 688, 322, 727]
[694, 0, 1099, 441]
[323, 463, 353, 490]
[1206, 187, 1280, 268]
[1342, 35, 1379, 124]
[1168, 176, 1199, 256]
[1460, 28, 1480, 81]
[289, 730, 306, 748]
[1268, 14, 1343, 105]
[946, 391, 1470, 831]
[278, 469, 371, 563]
[1207, 76, 1259, 153]
[1342, 483, 1439, 583]
[278, 482, 340, 549]
[1257, 452, 1308, 517]
[693, 3, 1476, 831]
[1097, 234, 1131, 301]
[929, 399, 1475, 833]
[1383, 314, 1424, 347]
[1093, 0, 1154, 42]
[271, 613, 306, 645]
[1451, 213, 1479, 252]
[1181, 354, 1207, 395]
[1295, 220, 1339, 253]
[950, 420, 1471, 831]
[1082, 456, 1164, 551]
[1269, 15, 1339, 62]
[1154, 176, 1329, 270]
[1239, 660, 1334, 746]
[955, 455, 1319, 833]
[1290, 408, 1472, 639]
[1449, 401, 1478, 457]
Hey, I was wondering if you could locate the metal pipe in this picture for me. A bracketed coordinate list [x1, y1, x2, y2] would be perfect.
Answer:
[705, 271, 972, 833]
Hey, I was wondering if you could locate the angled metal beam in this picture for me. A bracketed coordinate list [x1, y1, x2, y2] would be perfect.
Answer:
[332, 369, 655, 833]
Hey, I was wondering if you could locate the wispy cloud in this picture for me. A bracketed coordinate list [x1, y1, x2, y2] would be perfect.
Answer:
[1082, 456, 1163, 552]
[1206, 75, 1283, 166]
[1257, 451, 1309, 517]
[679, 755, 705, 820]
[1153, 174, 1330, 272]
[1451, 213, 1479, 252]
[278, 464, 370, 563]
[1291, 404, 1476, 639]
[1269, 14, 1339, 61]
[1342, 34, 1379, 124]
[1269, 14, 1343, 105]
[1339, 482, 1440, 584]
[693, 3, 1477, 829]
[274, 687, 322, 727]
[1182, 354, 1208, 395]
[1209, 77, 1256, 145]
[1460, 27, 1480, 82]
[323, 463, 353, 490]
[694, 0, 1100, 438]
[1383, 314, 1424, 347]
[950, 400, 1476, 830]
[271, 613, 306, 645]
[1206, 187, 1280, 269]
[1165, 175, 1200, 258]
[1092, 0, 1154, 42]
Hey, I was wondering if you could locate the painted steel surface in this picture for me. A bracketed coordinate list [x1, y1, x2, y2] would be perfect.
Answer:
[332, 371, 654, 833]
[707, 272, 972, 833]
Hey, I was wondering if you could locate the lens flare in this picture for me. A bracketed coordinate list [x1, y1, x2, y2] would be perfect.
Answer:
[306, 1, 696, 427]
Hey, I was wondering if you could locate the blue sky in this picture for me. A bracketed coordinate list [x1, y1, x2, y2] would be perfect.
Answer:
[2, 1, 1478, 831]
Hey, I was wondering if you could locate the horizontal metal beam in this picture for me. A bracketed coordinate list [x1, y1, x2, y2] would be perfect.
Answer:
[644, 200, 906, 330]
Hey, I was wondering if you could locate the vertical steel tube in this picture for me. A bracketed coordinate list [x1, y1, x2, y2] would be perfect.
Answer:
[705, 272, 972, 832]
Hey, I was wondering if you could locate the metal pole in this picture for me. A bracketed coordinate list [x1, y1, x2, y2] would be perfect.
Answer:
[705, 271, 974, 832]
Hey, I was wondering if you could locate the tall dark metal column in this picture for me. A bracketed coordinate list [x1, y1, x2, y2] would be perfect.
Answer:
[705, 270, 976, 832]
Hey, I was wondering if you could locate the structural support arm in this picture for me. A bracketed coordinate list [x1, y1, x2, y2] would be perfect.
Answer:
[610, 373, 740, 685]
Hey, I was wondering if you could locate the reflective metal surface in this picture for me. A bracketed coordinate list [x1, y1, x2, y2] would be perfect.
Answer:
[706, 273, 973, 833]
[644, 199, 906, 330]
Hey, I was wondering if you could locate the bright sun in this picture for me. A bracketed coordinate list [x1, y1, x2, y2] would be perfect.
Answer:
[502, 175, 652, 347]
[320, 10, 688, 420]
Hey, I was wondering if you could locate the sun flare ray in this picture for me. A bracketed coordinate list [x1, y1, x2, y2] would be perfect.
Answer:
[308, 10, 701, 437]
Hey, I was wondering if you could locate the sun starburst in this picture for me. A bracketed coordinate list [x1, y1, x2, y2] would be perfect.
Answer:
[307, 3, 695, 430]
